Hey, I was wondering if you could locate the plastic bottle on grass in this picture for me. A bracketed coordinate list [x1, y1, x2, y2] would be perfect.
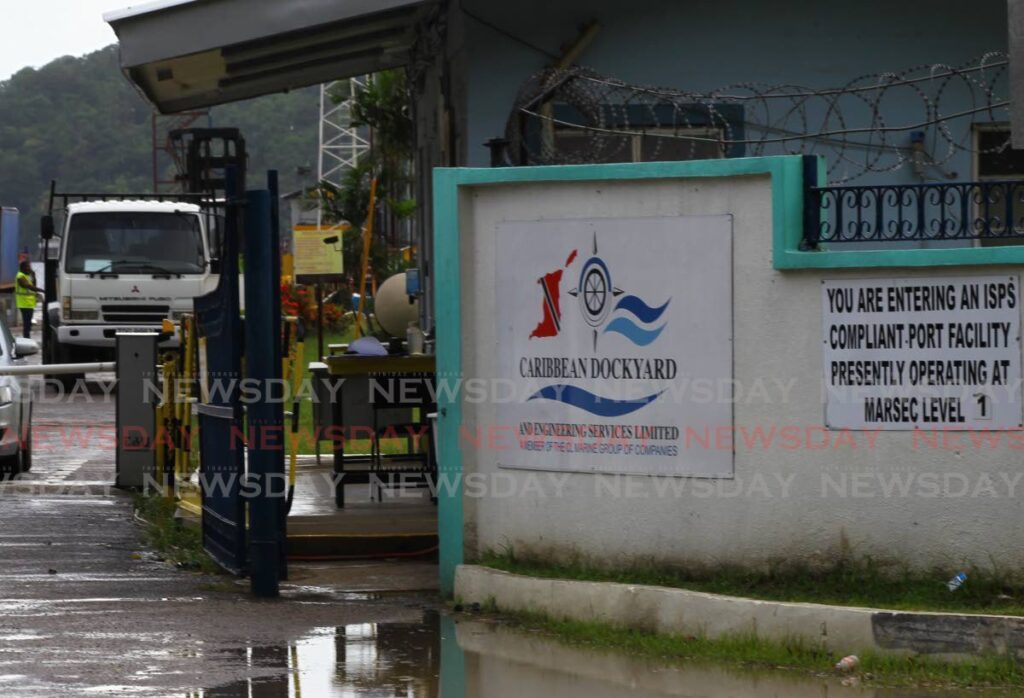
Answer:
[947, 572, 967, 592]
[834, 655, 859, 673]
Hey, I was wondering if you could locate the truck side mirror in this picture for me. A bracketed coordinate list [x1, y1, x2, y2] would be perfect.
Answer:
[209, 258, 221, 274]
[40, 215, 54, 241]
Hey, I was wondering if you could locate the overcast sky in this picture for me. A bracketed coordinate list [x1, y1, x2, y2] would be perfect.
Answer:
[1, 0, 125, 80]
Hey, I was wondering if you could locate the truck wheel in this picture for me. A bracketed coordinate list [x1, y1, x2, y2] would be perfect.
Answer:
[42, 338, 60, 385]
[50, 340, 83, 391]
[0, 454, 16, 479]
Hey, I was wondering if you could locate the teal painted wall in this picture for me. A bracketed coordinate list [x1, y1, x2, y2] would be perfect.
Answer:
[433, 168, 464, 597]
[432, 155, 1024, 592]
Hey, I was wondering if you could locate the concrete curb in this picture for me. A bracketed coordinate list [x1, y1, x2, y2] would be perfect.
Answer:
[455, 564, 1024, 659]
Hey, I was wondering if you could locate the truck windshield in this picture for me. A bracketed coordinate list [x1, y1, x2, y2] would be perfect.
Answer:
[64, 212, 204, 274]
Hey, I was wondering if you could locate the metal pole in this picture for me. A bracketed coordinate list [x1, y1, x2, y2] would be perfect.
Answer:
[152, 114, 159, 192]
[269, 169, 288, 582]
[317, 84, 327, 232]
[0, 362, 115, 376]
[42, 181, 57, 362]
[243, 183, 283, 598]
[316, 283, 324, 359]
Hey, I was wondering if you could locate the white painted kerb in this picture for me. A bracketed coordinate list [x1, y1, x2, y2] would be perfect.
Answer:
[456, 564, 875, 652]
[456, 565, 1024, 659]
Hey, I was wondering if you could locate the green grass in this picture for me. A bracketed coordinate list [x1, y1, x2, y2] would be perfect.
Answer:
[497, 610, 1024, 691]
[291, 327, 423, 457]
[179, 326, 415, 469]
[481, 550, 1024, 617]
[293, 327, 349, 454]
[132, 494, 222, 575]
[301, 328, 353, 366]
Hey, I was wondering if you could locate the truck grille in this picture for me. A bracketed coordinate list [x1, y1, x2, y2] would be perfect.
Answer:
[102, 304, 169, 323]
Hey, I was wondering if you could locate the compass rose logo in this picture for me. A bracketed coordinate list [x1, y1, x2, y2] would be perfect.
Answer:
[565, 234, 669, 350]
[523, 233, 673, 417]
[570, 237, 622, 350]
[576, 256, 616, 327]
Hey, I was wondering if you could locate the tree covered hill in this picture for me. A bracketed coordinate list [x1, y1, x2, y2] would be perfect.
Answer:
[0, 45, 319, 252]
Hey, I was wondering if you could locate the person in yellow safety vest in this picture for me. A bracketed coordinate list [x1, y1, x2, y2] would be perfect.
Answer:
[15, 260, 43, 340]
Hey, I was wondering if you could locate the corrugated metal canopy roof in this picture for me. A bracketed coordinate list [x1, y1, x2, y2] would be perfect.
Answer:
[103, 0, 201, 23]
[105, 0, 430, 113]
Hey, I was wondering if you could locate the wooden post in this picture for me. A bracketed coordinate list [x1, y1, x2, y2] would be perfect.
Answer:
[355, 177, 379, 338]
[540, 22, 601, 157]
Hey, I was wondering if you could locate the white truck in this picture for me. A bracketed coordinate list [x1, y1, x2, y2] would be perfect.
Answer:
[42, 197, 219, 368]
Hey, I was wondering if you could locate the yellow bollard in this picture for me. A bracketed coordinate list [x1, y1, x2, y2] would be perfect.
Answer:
[175, 316, 196, 483]
[280, 317, 304, 512]
[157, 357, 176, 500]
[289, 339, 305, 503]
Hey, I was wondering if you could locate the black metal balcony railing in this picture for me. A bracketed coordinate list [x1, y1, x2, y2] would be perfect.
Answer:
[803, 180, 1024, 248]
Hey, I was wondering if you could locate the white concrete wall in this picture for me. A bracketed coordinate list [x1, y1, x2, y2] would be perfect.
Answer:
[457, 173, 1024, 572]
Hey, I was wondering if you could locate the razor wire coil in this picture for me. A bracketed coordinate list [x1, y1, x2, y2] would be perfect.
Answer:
[505, 53, 1011, 184]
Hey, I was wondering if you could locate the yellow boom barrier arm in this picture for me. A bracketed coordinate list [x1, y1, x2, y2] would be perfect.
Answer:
[282, 317, 304, 513]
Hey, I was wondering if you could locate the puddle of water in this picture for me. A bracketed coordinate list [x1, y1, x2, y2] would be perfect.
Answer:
[80, 686, 156, 695]
[0, 595, 204, 609]
[0, 634, 51, 642]
[200, 613, 1001, 697]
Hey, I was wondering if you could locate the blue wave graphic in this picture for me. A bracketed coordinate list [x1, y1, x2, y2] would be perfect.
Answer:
[614, 295, 670, 324]
[603, 317, 666, 346]
[528, 385, 663, 417]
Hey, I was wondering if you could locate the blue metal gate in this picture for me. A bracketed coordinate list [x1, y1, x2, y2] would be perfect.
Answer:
[196, 168, 247, 574]
[242, 175, 286, 594]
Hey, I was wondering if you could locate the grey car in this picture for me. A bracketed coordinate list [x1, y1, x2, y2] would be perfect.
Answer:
[0, 317, 36, 475]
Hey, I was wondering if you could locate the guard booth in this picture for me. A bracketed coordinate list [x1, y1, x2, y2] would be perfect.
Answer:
[107, 1, 444, 588]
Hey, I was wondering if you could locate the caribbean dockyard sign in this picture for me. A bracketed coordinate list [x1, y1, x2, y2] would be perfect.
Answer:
[822, 276, 1022, 430]
[495, 215, 733, 477]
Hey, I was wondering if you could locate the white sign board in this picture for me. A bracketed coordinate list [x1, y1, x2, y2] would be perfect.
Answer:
[822, 275, 1022, 430]
[494, 215, 733, 477]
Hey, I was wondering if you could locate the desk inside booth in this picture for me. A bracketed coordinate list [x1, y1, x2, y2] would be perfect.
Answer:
[323, 354, 437, 508]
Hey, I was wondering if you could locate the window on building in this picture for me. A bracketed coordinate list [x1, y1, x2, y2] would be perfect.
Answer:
[975, 126, 1024, 177]
[523, 103, 744, 165]
[553, 125, 726, 163]
[973, 125, 1024, 246]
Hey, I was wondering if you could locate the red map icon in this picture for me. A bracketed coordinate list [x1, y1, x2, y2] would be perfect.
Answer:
[529, 249, 577, 339]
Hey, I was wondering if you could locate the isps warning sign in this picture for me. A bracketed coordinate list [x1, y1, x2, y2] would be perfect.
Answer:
[822, 276, 1022, 430]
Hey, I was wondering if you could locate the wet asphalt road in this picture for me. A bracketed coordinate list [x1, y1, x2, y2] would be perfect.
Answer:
[0, 375, 440, 696]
